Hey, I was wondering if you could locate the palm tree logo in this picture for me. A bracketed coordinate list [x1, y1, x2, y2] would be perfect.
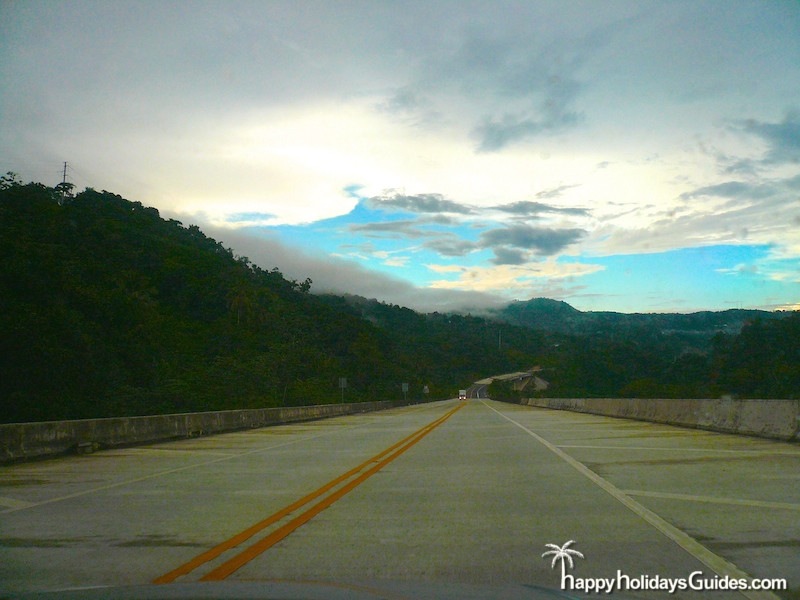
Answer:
[542, 540, 585, 585]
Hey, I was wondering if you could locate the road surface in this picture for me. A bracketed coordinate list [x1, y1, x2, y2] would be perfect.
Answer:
[467, 383, 489, 398]
[1, 399, 797, 599]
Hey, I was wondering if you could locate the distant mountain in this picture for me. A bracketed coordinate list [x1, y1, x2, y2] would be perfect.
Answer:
[2, 179, 797, 422]
[491, 298, 581, 332]
[485, 297, 798, 400]
[490, 297, 783, 349]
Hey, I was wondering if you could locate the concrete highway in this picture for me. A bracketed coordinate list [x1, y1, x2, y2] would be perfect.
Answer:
[1, 399, 797, 599]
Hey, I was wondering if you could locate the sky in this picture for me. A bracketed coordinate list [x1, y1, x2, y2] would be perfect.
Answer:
[2, 0, 799, 314]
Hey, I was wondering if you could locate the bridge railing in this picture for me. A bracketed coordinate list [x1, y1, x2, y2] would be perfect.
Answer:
[0, 400, 408, 463]
[502, 396, 799, 442]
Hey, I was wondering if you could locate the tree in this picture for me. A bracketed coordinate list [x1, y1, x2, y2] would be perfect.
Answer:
[227, 284, 254, 326]
[54, 181, 75, 204]
[0, 171, 23, 190]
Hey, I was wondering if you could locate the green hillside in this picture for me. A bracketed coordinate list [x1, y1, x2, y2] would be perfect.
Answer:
[0, 180, 545, 422]
[1, 177, 798, 423]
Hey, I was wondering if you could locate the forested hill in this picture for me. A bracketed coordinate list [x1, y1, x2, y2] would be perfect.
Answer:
[0, 181, 546, 423]
[1, 180, 798, 423]
[492, 297, 783, 350]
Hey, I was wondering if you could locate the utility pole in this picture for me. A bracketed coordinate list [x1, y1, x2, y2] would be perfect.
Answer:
[56, 161, 72, 205]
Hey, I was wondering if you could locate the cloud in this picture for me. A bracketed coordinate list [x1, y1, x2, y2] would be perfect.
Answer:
[367, 192, 473, 214]
[225, 211, 277, 225]
[491, 199, 590, 217]
[200, 223, 506, 313]
[480, 224, 586, 255]
[474, 108, 583, 152]
[5, 1, 799, 313]
[739, 110, 800, 166]
[458, 33, 587, 151]
[378, 22, 590, 152]
[720, 111, 800, 173]
[350, 210, 588, 261]
[349, 219, 436, 239]
[679, 181, 777, 202]
[491, 247, 529, 265]
[716, 263, 759, 276]
[377, 86, 443, 128]
[423, 235, 478, 257]
[371, 220, 589, 261]
[427, 259, 604, 295]
[382, 256, 410, 268]
[535, 184, 582, 200]
[593, 183, 798, 257]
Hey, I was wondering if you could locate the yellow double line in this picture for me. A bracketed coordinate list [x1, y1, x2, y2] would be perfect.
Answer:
[154, 402, 464, 584]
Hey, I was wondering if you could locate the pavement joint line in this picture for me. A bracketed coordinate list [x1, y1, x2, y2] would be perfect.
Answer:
[623, 490, 800, 511]
[126, 448, 238, 457]
[0, 406, 447, 517]
[0, 496, 34, 509]
[481, 400, 781, 600]
[153, 403, 464, 584]
[235, 577, 415, 600]
[0, 420, 383, 515]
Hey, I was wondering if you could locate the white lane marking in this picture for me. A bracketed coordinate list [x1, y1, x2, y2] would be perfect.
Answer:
[623, 490, 800, 511]
[480, 400, 780, 600]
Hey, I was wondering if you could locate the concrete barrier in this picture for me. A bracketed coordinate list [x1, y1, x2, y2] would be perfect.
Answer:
[514, 397, 800, 441]
[0, 401, 396, 463]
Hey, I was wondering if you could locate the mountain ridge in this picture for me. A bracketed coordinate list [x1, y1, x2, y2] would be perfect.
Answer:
[2, 179, 797, 423]
[490, 296, 783, 339]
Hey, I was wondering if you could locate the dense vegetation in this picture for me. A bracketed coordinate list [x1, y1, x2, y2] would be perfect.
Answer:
[489, 297, 799, 400]
[0, 179, 546, 422]
[523, 315, 797, 401]
[1, 177, 797, 423]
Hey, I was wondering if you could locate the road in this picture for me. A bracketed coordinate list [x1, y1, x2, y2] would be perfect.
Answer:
[467, 383, 489, 398]
[1, 399, 797, 599]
